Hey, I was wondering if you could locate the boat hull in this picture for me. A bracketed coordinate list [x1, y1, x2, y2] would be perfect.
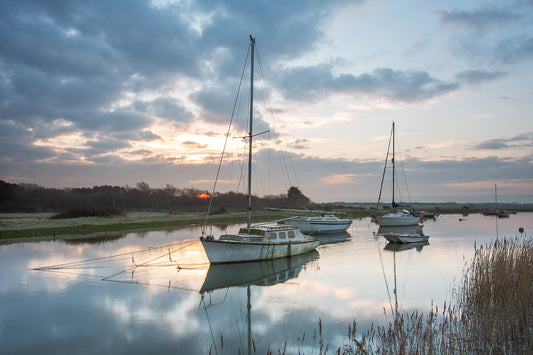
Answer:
[280, 219, 352, 234]
[375, 212, 420, 227]
[200, 238, 320, 264]
[383, 233, 429, 244]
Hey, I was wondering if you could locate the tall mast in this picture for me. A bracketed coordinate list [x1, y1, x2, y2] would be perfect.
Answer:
[495, 184, 498, 210]
[391, 121, 396, 208]
[247, 35, 255, 231]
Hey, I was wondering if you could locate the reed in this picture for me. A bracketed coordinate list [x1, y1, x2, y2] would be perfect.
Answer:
[333, 234, 533, 354]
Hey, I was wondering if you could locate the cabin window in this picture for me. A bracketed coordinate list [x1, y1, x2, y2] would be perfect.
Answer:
[267, 232, 277, 239]
[239, 228, 265, 236]
[288, 231, 295, 238]
[279, 232, 286, 239]
[220, 235, 242, 241]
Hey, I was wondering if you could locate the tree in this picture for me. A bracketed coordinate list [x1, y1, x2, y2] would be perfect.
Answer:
[287, 186, 310, 208]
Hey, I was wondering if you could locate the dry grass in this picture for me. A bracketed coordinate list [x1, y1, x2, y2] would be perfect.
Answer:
[457, 236, 533, 353]
[331, 235, 533, 354]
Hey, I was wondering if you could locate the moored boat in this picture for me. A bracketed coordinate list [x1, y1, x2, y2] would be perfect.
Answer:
[376, 209, 420, 227]
[373, 122, 420, 227]
[278, 214, 352, 234]
[199, 36, 319, 264]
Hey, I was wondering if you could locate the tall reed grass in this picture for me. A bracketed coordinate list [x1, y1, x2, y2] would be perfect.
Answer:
[333, 235, 533, 354]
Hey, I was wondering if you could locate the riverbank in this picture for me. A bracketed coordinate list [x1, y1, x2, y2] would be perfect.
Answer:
[0, 211, 289, 243]
[2, 203, 532, 243]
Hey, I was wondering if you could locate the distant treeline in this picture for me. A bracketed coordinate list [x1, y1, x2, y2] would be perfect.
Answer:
[0, 180, 310, 213]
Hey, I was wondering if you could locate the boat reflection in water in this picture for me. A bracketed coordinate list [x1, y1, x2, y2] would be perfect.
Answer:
[384, 240, 429, 252]
[199, 250, 319, 355]
[377, 225, 419, 236]
[200, 250, 319, 294]
[317, 231, 351, 246]
[381, 236, 429, 318]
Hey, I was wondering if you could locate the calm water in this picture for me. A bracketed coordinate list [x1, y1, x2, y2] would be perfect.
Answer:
[1, 213, 531, 354]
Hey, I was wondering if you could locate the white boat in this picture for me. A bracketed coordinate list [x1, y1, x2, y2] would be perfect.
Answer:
[199, 36, 319, 264]
[268, 208, 352, 234]
[482, 184, 512, 218]
[380, 225, 430, 244]
[373, 122, 420, 227]
[383, 233, 429, 243]
[283, 215, 352, 234]
[376, 209, 420, 227]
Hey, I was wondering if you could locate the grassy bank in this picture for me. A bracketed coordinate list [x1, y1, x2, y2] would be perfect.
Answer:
[0, 211, 287, 242]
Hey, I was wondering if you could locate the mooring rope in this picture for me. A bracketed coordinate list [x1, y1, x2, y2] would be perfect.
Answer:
[32, 240, 200, 271]
[102, 240, 198, 280]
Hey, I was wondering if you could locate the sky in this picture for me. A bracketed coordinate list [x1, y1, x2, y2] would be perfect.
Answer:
[1, 0, 533, 204]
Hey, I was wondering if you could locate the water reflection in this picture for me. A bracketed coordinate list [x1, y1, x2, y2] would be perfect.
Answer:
[382, 237, 430, 318]
[384, 241, 429, 252]
[200, 250, 319, 294]
[317, 231, 351, 245]
[1, 213, 531, 354]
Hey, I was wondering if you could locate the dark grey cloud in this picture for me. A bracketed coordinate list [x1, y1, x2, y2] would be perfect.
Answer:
[288, 139, 311, 150]
[433, 8, 520, 29]
[455, 69, 506, 84]
[275, 65, 459, 102]
[134, 98, 194, 124]
[493, 34, 533, 64]
[1, 0, 363, 167]
[0, 120, 55, 163]
[473, 133, 533, 150]
[138, 131, 161, 141]
[434, 4, 533, 66]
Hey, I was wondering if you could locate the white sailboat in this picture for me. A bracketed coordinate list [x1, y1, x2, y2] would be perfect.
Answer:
[482, 184, 511, 218]
[374, 122, 420, 227]
[199, 36, 319, 264]
[267, 207, 352, 234]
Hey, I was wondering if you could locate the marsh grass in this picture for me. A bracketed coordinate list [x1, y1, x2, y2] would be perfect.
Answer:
[329, 234, 533, 354]
[0, 211, 286, 240]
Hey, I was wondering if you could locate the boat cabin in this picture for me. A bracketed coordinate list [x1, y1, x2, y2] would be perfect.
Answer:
[219, 225, 299, 243]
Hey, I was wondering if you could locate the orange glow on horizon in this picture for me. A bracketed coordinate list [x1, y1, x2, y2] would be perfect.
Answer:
[197, 193, 210, 199]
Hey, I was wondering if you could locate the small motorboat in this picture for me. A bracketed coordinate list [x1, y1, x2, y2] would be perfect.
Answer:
[383, 225, 429, 244]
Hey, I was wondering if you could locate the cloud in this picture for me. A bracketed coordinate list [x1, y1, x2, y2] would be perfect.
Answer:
[492, 34, 533, 64]
[275, 65, 459, 103]
[455, 69, 506, 85]
[287, 139, 311, 150]
[473, 133, 533, 150]
[433, 8, 520, 29]
[182, 141, 208, 150]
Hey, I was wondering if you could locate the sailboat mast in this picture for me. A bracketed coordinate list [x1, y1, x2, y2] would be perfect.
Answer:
[391, 121, 396, 208]
[247, 35, 255, 231]
[495, 184, 498, 210]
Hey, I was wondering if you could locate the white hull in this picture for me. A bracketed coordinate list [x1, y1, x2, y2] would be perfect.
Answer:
[280, 216, 351, 234]
[200, 238, 320, 264]
[375, 211, 420, 227]
[383, 233, 429, 244]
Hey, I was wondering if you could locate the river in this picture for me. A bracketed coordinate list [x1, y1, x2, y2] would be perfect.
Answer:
[0, 212, 530, 354]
